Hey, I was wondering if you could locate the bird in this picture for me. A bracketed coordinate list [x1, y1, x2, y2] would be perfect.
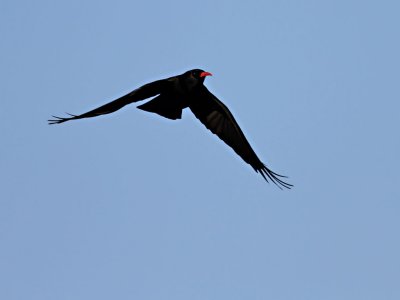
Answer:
[48, 69, 292, 189]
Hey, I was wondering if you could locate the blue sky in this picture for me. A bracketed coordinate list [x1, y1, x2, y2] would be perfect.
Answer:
[1, 1, 399, 299]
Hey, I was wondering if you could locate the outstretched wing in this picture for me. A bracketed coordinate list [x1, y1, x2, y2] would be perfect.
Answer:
[48, 78, 170, 124]
[189, 86, 292, 189]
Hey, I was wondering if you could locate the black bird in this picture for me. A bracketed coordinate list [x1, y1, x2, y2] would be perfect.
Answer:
[49, 69, 292, 189]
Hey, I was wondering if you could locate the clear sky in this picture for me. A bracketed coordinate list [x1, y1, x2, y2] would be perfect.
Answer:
[1, 1, 399, 299]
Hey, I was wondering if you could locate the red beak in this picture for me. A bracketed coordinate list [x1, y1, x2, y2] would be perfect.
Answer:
[199, 71, 213, 78]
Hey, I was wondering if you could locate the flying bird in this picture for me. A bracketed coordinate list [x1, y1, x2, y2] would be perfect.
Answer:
[49, 69, 292, 189]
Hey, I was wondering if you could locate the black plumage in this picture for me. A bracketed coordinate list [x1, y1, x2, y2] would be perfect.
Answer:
[49, 69, 292, 189]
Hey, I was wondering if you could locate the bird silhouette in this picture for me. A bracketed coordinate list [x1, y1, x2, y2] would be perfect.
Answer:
[49, 69, 292, 189]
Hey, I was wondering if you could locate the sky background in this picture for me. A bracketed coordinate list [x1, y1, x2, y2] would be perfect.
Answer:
[1, 0, 400, 299]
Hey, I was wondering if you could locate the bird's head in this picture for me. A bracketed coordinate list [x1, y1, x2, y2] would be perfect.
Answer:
[183, 69, 212, 90]
[190, 69, 212, 82]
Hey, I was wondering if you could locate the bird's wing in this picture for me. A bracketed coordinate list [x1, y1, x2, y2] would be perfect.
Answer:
[48, 78, 170, 124]
[189, 86, 292, 189]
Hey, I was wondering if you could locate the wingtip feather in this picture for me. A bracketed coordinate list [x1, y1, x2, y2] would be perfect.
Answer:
[258, 164, 293, 189]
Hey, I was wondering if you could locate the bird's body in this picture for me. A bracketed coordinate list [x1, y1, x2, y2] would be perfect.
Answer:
[49, 69, 292, 189]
